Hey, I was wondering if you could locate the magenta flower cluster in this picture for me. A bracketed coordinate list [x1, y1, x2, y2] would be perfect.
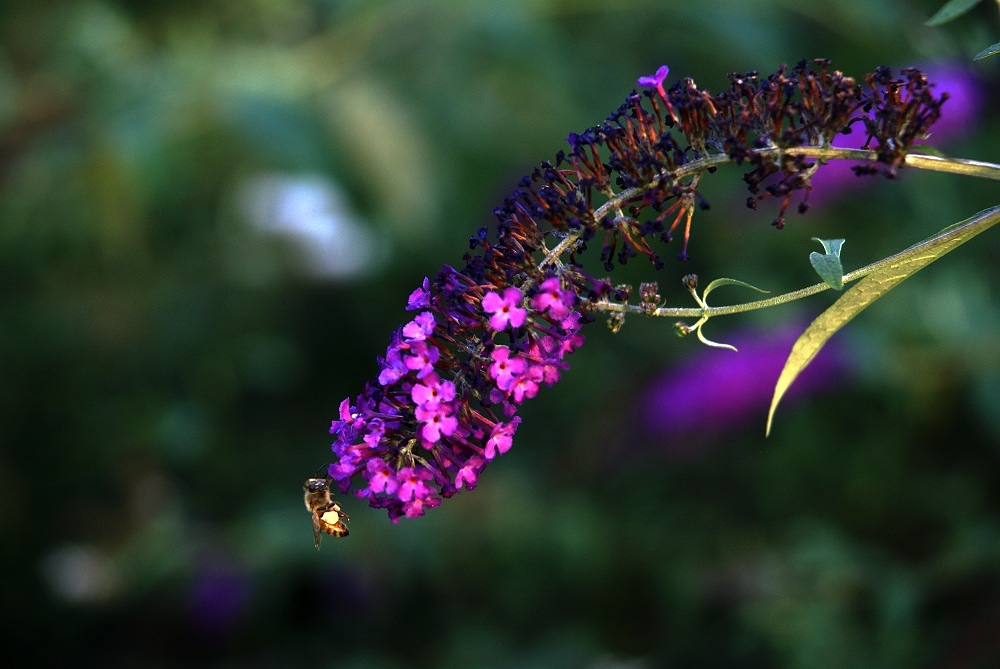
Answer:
[329, 270, 584, 522]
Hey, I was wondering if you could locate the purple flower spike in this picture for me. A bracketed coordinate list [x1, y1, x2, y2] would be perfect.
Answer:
[325, 60, 951, 523]
[327, 262, 589, 521]
[637, 64, 670, 99]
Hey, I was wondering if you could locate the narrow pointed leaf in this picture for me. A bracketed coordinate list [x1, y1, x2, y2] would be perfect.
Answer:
[690, 278, 769, 352]
[974, 41, 1000, 60]
[766, 205, 1000, 436]
[702, 277, 770, 301]
[925, 0, 982, 26]
[695, 325, 738, 352]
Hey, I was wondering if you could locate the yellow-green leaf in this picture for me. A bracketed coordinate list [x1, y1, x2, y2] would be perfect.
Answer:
[766, 205, 1000, 436]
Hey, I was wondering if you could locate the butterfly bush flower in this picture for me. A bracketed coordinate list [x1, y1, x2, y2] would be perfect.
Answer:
[403, 341, 439, 378]
[483, 287, 528, 331]
[531, 277, 575, 320]
[455, 457, 483, 489]
[402, 311, 436, 341]
[411, 373, 456, 409]
[377, 345, 407, 386]
[637, 65, 670, 101]
[327, 60, 948, 522]
[365, 459, 398, 495]
[485, 417, 520, 460]
[490, 346, 526, 391]
[329, 265, 588, 522]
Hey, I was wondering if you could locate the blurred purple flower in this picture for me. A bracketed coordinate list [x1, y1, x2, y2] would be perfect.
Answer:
[919, 64, 983, 140]
[187, 555, 251, 639]
[640, 322, 851, 452]
[808, 62, 983, 207]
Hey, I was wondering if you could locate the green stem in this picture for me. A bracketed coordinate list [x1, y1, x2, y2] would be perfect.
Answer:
[595, 203, 1000, 319]
[543, 147, 1000, 272]
[563, 146, 1000, 319]
[786, 146, 1000, 181]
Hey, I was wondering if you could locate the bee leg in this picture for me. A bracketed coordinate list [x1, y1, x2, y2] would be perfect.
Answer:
[323, 501, 350, 524]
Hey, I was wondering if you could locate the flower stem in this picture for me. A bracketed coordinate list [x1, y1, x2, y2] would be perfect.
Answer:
[783, 146, 1000, 181]
[594, 203, 1000, 319]
[541, 147, 1000, 273]
[552, 146, 1000, 319]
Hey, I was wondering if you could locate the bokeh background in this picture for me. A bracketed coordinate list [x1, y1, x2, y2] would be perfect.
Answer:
[3, 1, 1000, 667]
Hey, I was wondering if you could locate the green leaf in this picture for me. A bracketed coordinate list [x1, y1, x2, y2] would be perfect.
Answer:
[808, 238, 846, 291]
[974, 41, 1000, 60]
[702, 277, 770, 301]
[925, 0, 983, 26]
[766, 205, 1000, 436]
[695, 326, 738, 352]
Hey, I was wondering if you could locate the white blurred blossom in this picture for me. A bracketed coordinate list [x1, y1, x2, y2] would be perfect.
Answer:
[236, 173, 385, 281]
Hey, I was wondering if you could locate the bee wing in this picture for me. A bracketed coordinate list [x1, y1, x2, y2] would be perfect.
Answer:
[311, 514, 323, 550]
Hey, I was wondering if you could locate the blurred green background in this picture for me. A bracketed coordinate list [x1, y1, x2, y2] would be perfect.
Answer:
[3, 1, 999, 667]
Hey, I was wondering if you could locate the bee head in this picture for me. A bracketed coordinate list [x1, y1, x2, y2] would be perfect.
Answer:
[304, 478, 330, 493]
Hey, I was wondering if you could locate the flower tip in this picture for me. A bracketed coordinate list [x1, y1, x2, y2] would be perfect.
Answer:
[637, 65, 670, 88]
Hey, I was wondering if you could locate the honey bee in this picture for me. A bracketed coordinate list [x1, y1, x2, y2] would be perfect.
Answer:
[303, 477, 350, 548]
